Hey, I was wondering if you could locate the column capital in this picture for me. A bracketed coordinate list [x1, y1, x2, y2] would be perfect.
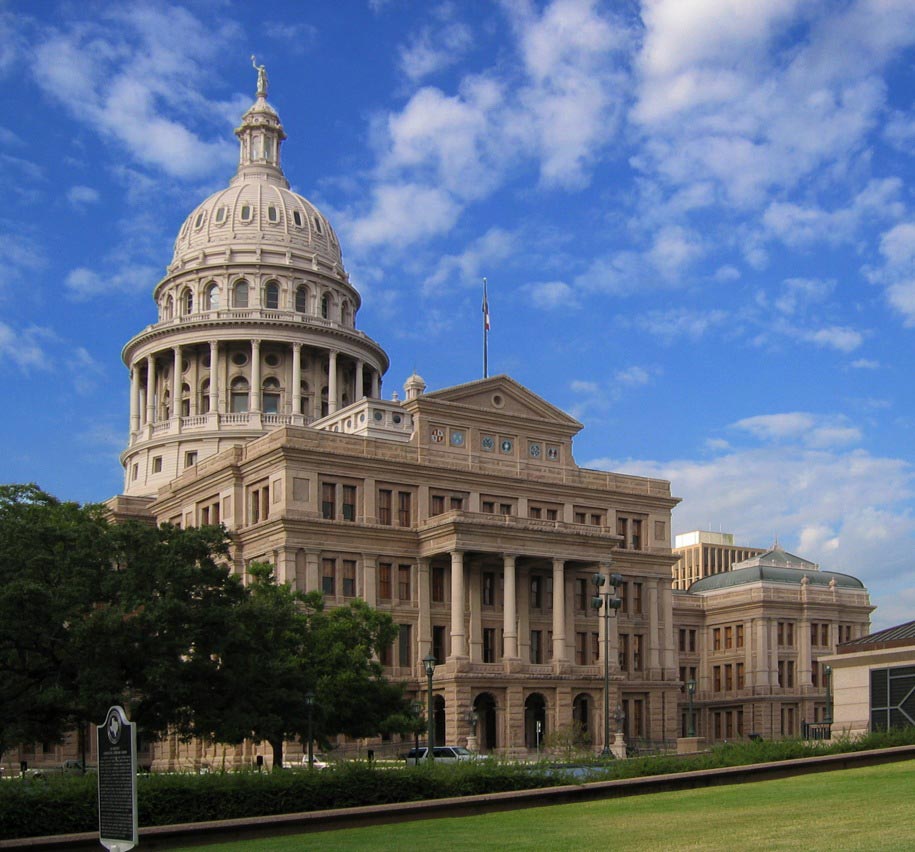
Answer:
[251, 338, 262, 348]
[292, 341, 303, 351]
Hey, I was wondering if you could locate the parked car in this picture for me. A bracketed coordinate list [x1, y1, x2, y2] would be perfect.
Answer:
[404, 746, 484, 765]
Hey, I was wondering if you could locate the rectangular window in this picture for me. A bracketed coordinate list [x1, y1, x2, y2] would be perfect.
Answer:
[725, 664, 734, 691]
[631, 519, 642, 550]
[398, 564, 411, 601]
[591, 632, 600, 664]
[152, 456, 163, 474]
[679, 628, 687, 653]
[575, 578, 588, 612]
[822, 623, 830, 646]
[482, 501, 495, 513]
[530, 630, 542, 664]
[633, 634, 643, 671]
[321, 483, 336, 520]
[530, 576, 542, 609]
[431, 566, 445, 602]
[619, 633, 629, 671]
[575, 512, 586, 524]
[546, 508, 558, 521]
[483, 627, 496, 663]
[529, 506, 542, 519]
[131, 463, 138, 481]
[576, 632, 587, 665]
[398, 624, 411, 667]
[450, 496, 463, 511]
[342, 560, 356, 597]
[736, 662, 745, 689]
[736, 624, 744, 648]
[185, 451, 197, 468]
[724, 626, 733, 649]
[713, 627, 722, 651]
[632, 582, 643, 615]
[378, 563, 392, 600]
[713, 665, 722, 692]
[499, 503, 512, 516]
[590, 513, 602, 526]
[321, 558, 335, 596]
[378, 489, 392, 525]
[342, 485, 356, 521]
[689, 629, 696, 652]
[379, 642, 392, 667]
[398, 491, 412, 526]
[482, 572, 495, 606]
[432, 625, 446, 663]
[431, 494, 445, 516]
[619, 581, 629, 614]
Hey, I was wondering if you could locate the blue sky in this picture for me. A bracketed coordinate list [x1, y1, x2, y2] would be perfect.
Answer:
[2, 0, 915, 628]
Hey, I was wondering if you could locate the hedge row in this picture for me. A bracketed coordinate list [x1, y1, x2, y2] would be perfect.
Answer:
[3, 728, 915, 840]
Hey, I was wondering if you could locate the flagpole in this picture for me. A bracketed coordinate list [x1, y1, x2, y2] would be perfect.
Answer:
[482, 277, 490, 379]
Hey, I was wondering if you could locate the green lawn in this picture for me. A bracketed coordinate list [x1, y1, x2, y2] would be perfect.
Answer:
[172, 759, 915, 851]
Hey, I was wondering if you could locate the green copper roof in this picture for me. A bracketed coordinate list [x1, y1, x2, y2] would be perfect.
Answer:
[688, 548, 865, 593]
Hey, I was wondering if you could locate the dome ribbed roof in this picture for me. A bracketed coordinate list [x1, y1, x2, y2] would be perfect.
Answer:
[169, 71, 344, 274]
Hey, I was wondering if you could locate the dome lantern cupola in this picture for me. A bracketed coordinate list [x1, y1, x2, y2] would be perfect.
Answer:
[231, 57, 288, 188]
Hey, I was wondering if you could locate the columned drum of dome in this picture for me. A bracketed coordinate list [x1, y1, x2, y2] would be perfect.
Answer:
[120, 67, 389, 497]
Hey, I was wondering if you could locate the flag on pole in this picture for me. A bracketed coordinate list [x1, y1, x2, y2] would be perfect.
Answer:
[482, 277, 490, 331]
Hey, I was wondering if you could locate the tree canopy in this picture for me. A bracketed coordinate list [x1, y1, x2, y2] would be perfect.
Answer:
[0, 484, 412, 767]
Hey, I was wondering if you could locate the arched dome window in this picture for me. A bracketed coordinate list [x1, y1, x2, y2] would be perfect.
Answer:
[300, 380, 311, 418]
[162, 389, 171, 420]
[204, 282, 220, 311]
[199, 378, 210, 414]
[262, 376, 281, 414]
[320, 386, 329, 418]
[341, 300, 351, 326]
[234, 280, 249, 308]
[264, 281, 280, 310]
[182, 288, 194, 316]
[230, 377, 249, 413]
[320, 294, 329, 319]
[181, 382, 191, 417]
[164, 294, 174, 321]
[295, 285, 308, 313]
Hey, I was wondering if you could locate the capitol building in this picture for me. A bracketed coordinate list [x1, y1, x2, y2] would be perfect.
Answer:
[94, 69, 873, 767]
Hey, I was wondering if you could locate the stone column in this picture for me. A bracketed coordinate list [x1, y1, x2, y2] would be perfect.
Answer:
[798, 616, 812, 687]
[250, 339, 261, 412]
[129, 364, 140, 432]
[208, 340, 219, 416]
[291, 342, 302, 418]
[503, 554, 518, 660]
[449, 550, 466, 659]
[304, 550, 320, 594]
[769, 620, 780, 688]
[753, 618, 769, 689]
[648, 580, 661, 672]
[468, 559, 482, 663]
[371, 369, 380, 399]
[145, 354, 156, 424]
[172, 345, 182, 421]
[551, 558, 566, 663]
[328, 350, 338, 414]
[355, 359, 364, 400]
[417, 557, 432, 661]
[362, 554, 377, 607]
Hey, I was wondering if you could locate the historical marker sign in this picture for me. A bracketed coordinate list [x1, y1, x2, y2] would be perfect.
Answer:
[97, 705, 138, 851]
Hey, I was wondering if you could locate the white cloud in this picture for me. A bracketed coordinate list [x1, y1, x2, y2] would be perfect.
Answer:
[803, 325, 863, 353]
[524, 281, 577, 310]
[774, 277, 834, 315]
[0, 229, 47, 283]
[65, 264, 160, 300]
[67, 185, 100, 209]
[0, 322, 54, 370]
[732, 412, 861, 448]
[31, 7, 239, 180]
[850, 358, 880, 370]
[615, 365, 652, 386]
[424, 227, 517, 293]
[866, 221, 915, 325]
[399, 14, 473, 81]
[570, 379, 599, 394]
[263, 21, 317, 53]
[632, 307, 729, 342]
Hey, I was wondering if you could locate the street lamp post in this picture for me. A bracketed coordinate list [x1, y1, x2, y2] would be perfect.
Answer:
[411, 700, 423, 755]
[592, 566, 623, 757]
[686, 679, 696, 738]
[824, 664, 833, 726]
[423, 653, 436, 762]
[304, 690, 315, 769]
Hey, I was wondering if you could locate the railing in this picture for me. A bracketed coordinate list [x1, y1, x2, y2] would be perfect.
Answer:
[222, 413, 250, 425]
[181, 415, 208, 428]
[801, 721, 832, 740]
[263, 413, 295, 426]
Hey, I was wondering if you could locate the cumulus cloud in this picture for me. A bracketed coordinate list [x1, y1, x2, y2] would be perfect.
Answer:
[803, 325, 863, 353]
[67, 185, 100, 209]
[30, 6, 240, 180]
[524, 281, 577, 310]
[399, 12, 473, 81]
[66, 264, 160, 300]
[732, 412, 861, 447]
[0, 322, 55, 370]
[631, 307, 729, 342]
[424, 227, 517, 293]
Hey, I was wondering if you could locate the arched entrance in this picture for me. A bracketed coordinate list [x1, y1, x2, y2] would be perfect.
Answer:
[524, 693, 547, 750]
[572, 693, 592, 745]
[433, 695, 446, 746]
[473, 692, 497, 752]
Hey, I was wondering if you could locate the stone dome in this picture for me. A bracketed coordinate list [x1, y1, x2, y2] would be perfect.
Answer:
[169, 72, 344, 275]
[171, 182, 343, 270]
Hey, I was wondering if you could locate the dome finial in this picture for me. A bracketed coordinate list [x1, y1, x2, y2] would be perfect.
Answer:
[251, 55, 268, 99]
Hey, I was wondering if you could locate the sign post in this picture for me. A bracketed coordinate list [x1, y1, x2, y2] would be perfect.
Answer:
[97, 705, 138, 851]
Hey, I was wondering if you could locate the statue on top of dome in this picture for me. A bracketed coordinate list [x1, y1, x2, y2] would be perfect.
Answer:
[251, 55, 268, 98]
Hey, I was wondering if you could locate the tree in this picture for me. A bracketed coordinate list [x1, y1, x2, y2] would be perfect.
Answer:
[196, 564, 412, 768]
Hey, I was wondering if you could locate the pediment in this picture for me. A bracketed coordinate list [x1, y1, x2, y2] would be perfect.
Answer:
[422, 375, 582, 430]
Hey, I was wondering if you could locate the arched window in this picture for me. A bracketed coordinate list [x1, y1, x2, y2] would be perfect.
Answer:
[181, 382, 191, 417]
[204, 282, 220, 311]
[321, 386, 329, 418]
[265, 281, 280, 310]
[234, 280, 249, 308]
[320, 294, 329, 319]
[230, 377, 249, 413]
[182, 288, 193, 316]
[162, 389, 171, 420]
[262, 377, 281, 414]
[164, 294, 174, 321]
[341, 300, 350, 326]
[300, 380, 311, 418]
[295, 285, 308, 313]
[199, 378, 211, 414]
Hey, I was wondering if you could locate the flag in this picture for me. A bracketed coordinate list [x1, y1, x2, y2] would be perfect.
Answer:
[482, 277, 490, 331]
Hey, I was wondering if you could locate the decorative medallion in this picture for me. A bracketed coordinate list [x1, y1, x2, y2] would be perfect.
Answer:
[431, 427, 445, 443]
[481, 435, 495, 451]
[450, 430, 465, 447]
[547, 446, 560, 461]
[500, 438, 513, 454]
[529, 442, 542, 458]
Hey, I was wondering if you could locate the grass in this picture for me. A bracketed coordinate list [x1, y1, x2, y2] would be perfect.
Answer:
[170, 758, 915, 851]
